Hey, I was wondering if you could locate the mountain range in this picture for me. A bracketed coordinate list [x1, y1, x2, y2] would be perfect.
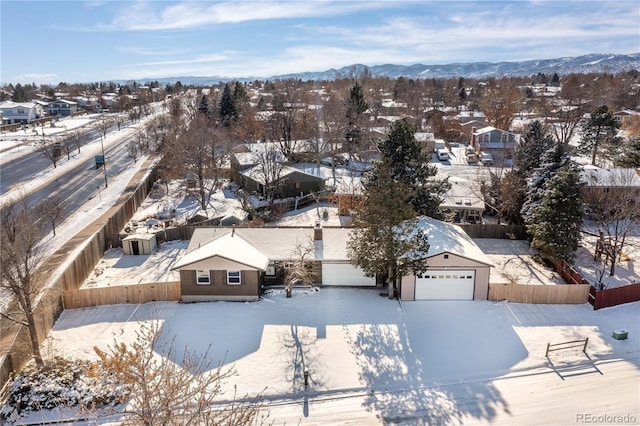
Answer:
[142, 53, 640, 86]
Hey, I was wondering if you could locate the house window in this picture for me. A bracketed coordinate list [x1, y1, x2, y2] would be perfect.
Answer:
[196, 270, 210, 285]
[227, 270, 241, 285]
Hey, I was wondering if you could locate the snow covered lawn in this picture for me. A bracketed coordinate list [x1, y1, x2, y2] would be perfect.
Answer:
[41, 289, 639, 424]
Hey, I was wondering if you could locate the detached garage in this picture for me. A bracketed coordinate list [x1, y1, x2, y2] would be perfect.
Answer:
[400, 218, 492, 301]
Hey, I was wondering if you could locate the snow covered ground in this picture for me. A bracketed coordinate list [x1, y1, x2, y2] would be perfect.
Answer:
[31, 290, 639, 425]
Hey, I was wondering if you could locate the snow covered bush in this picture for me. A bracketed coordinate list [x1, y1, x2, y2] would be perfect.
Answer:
[0, 356, 125, 421]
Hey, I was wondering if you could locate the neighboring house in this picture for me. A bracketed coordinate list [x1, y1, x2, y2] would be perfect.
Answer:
[400, 217, 492, 301]
[613, 109, 640, 126]
[0, 101, 41, 124]
[439, 177, 485, 223]
[579, 167, 640, 203]
[457, 110, 487, 126]
[48, 99, 78, 117]
[172, 218, 492, 302]
[470, 126, 520, 166]
[239, 164, 326, 199]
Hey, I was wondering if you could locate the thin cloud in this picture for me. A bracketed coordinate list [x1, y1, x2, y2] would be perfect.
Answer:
[12, 73, 58, 84]
[137, 53, 230, 66]
[103, 0, 390, 31]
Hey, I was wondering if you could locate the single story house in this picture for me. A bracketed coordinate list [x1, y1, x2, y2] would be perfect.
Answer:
[400, 217, 492, 301]
[239, 165, 326, 199]
[579, 167, 640, 204]
[172, 218, 492, 302]
[439, 177, 485, 224]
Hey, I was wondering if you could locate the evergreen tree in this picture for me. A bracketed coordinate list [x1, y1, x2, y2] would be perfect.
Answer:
[345, 81, 368, 128]
[524, 160, 583, 262]
[218, 83, 238, 126]
[613, 135, 640, 168]
[378, 119, 449, 218]
[521, 144, 565, 224]
[347, 161, 430, 298]
[551, 72, 560, 86]
[579, 105, 621, 166]
[197, 94, 210, 116]
[513, 120, 557, 173]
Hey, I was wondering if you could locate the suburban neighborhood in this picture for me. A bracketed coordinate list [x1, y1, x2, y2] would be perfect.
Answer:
[1, 2, 640, 423]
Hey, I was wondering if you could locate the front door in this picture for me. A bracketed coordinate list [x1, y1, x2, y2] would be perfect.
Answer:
[131, 240, 140, 255]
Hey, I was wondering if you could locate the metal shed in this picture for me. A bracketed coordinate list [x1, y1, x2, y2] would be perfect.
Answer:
[122, 233, 157, 255]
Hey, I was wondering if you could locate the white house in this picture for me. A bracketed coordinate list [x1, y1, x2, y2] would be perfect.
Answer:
[0, 101, 41, 124]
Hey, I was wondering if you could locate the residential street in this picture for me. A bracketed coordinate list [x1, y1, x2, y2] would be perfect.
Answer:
[263, 357, 639, 425]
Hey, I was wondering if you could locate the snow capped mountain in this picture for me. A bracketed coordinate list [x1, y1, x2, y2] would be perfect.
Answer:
[272, 53, 640, 81]
[143, 53, 639, 85]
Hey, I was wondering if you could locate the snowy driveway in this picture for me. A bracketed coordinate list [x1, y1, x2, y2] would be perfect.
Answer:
[48, 288, 639, 425]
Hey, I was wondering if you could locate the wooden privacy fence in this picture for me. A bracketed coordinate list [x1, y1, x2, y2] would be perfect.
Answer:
[0, 159, 158, 390]
[489, 283, 590, 304]
[553, 260, 590, 285]
[459, 224, 527, 240]
[63, 282, 181, 309]
[589, 283, 640, 310]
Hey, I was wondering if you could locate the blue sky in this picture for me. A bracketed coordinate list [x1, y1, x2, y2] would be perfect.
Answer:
[1, 0, 638, 85]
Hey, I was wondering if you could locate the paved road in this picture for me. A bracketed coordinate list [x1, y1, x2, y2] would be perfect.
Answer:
[263, 357, 640, 425]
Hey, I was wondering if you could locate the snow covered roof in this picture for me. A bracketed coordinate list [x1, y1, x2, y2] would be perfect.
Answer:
[440, 177, 485, 211]
[240, 165, 326, 185]
[580, 167, 640, 187]
[173, 231, 269, 271]
[186, 227, 355, 262]
[412, 217, 492, 266]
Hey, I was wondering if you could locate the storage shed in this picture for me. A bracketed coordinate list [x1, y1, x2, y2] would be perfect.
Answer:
[122, 233, 157, 255]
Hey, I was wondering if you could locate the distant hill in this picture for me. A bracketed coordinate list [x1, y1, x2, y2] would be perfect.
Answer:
[140, 53, 639, 85]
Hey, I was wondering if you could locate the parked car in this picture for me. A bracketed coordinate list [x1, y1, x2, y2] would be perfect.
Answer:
[437, 149, 450, 161]
[480, 152, 494, 166]
[466, 152, 478, 163]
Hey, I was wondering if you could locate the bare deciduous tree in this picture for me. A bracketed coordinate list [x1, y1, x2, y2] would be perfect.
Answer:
[90, 320, 265, 425]
[36, 195, 66, 237]
[283, 237, 317, 298]
[0, 199, 47, 367]
[583, 168, 640, 278]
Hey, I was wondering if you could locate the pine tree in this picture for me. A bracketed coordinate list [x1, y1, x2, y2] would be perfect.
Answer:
[378, 119, 449, 218]
[345, 82, 368, 145]
[613, 135, 640, 168]
[579, 105, 621, 166]
[347, 161, 430, 298]
[218, 83, 238, 126]
[197, 94, 209, 116]
[501, 121, 557, 224]
[524, 160, 583, 262]
[521, 144, 565, 225]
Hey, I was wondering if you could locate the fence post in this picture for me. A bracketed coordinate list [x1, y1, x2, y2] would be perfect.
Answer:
[545, 342, 550, 357]
[583, 337, 589, 353]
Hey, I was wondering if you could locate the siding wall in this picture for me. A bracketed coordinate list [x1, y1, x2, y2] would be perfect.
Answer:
[180, 270, 260, 298]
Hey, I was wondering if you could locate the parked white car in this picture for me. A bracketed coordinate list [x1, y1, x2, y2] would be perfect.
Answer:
[480, 152, 494, 165]
[437, 149, 450, 161]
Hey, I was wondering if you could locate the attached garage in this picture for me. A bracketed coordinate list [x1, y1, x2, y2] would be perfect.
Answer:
[322, 263, 376, 287]
[414, 270, 475, 300]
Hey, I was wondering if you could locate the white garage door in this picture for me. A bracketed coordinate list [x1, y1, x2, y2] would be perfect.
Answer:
[415, 270, 475, 300]
[322, 263, 376, 287]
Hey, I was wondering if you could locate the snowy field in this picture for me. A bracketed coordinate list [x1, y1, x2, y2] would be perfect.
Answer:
[35, 290, 639, 425]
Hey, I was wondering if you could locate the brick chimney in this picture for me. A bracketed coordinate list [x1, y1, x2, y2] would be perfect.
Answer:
[471, 127, 477, 149]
